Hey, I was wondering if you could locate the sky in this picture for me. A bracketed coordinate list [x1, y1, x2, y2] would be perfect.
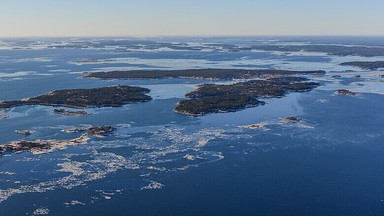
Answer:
[1, 0, 384, 37]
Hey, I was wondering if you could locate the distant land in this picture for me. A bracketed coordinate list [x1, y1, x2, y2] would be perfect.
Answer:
[340, 61, 384, 70]
[250, 45, 384, 57]
[48, 40, 384, 57]
[175, 76, 320, 116]
[0, 85, 152, 109]
[84, 69, 325, 80]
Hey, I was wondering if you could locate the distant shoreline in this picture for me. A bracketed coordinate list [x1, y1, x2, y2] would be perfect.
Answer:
[84, 68, 325, 80]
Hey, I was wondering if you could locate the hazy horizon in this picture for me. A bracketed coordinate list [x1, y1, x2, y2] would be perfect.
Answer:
[1, 0, 384, 37]
[2, 34, 384, 39]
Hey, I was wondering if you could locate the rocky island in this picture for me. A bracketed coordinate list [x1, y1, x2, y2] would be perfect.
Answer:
[0, 135, 89, 155]
[340, 61, 384, 70]
[84, 68, 325, 80]
[175, 76, 319, 116]
[240, 122, 269, 130]
[14, 130, 35, 136]
[335, 89, 357, 96]
[62, 125, 115, 136]
[86, 125, 115, 137]
[0, 85, 152, 109]
[52, 109, 89, 116]
[282, 116, 301, 123]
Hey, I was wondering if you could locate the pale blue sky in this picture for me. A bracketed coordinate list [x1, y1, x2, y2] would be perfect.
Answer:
[1, 0, 383, 37]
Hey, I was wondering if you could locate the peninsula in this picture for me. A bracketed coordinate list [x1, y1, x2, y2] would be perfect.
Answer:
[175, 76, 319, 116]
[0, 85, 152, 109]
[84, 69, 325, 80]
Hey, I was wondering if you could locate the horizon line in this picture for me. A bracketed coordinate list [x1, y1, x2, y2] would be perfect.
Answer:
[1, 34, 384, 39]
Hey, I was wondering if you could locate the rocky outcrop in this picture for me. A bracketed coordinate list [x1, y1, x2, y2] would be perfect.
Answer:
[0, 114, 9, 119]
[52, 109, 89, 116]
[335, 89, 357, 96]
[14, 130, 35, 136]
[282, 116, 301, 123]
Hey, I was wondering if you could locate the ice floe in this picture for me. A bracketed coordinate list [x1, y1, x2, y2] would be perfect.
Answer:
[141, 181, 164, 190]
[64, 200, 86, 207]
[32, 207, 50, 215]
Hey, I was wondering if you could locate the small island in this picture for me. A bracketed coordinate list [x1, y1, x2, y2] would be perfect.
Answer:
[14, 130, 35, 136]
[84, 68, 325, 80]
[52, 109, 89, 116]
[335, 89, 357, 96]
[240, 122, 269, 130]
[86, 125, 115, 137]
[62, 125, 115, 137]
[0, 85, 152, 109]
[175, 76, 319, 116]
[340, 61, 384, 70]
[282, 116, 301, 123]
[0, 135, 89, 155]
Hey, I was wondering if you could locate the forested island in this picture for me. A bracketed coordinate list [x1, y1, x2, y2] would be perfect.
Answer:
[340, 61, 384, 70]
[0, 85, 152, 109]
[84, 69, 325, 80]
[175, 76, 319, 116]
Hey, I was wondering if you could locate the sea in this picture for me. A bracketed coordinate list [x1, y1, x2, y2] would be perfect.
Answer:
[0, 37, 384, 216]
